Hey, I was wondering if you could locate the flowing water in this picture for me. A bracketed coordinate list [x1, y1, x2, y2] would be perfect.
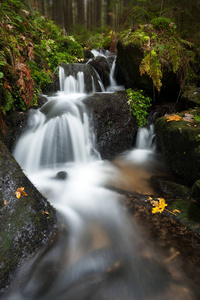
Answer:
[5, 53, 195, 299]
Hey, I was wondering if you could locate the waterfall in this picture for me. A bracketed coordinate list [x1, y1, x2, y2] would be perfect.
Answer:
[9, 58, 172, 300]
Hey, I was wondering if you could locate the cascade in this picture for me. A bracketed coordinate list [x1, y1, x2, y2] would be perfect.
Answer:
[8, 55, 181, 299]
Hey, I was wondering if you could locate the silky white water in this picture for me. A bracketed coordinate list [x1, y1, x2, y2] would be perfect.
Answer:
[8, 61, 175, 300]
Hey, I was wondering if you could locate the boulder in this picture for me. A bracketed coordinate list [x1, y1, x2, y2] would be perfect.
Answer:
[84, 91, 137, 159]
[116, 40, 179, 101]
[60, 63, 102, 93]
[88, 56, 110, 88]
[155, 115, 200, 184]
[0, 140, 57, 292]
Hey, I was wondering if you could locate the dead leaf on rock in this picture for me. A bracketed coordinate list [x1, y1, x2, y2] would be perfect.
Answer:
[15, 187, 28, 199]
[165, 114, 182, 122]
[182, 113, 194, 123]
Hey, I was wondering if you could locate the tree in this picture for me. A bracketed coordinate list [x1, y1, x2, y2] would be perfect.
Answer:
[76, 0, 85, 25]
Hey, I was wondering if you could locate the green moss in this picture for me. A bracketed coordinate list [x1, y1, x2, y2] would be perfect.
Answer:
[119, 24, 197, 93]
[171, 199, 200, 233]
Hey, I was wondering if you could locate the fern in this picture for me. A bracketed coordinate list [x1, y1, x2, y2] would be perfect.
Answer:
[140, 50, 162, 91]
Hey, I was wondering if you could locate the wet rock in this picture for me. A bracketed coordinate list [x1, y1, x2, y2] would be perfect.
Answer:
[88, 56, 110, 88]
[55, 171, 68, 180]
[155, 115, 200, 184]
[0, 140, 57, 292]
[117, 40, 180, 101]
[84, 91, 137, 159]
[191, 179, 200, 204]
[150, 176, 191, 200]
[60, 62, 102, 93]
[83, 49, 94, 59]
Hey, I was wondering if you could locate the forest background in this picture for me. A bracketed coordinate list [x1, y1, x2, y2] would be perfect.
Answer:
[0, 0, 200, 134]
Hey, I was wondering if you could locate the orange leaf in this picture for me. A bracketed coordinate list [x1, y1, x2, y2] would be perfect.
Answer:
[15, 187, 28, 199]
[166, 115, 182, 122]
[173, 209, 181, 214]
[42, 211, 49, 215]
[4, 200, 8, 206]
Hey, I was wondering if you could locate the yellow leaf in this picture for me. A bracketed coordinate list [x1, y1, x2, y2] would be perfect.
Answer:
[15, 187, 28, 199]
[165, 114, 182, 122]
[151, 198, 167, 214]
[173, 209, 181, 214]
[42, 211, 49, 215]
[4, 200, 8, 206]
[15, 191, 21, 199]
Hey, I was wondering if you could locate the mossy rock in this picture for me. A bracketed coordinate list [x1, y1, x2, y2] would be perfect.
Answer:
[150, 176, 191, 200]
[116, 40, 179, 101]
[155, 114, 200, 184]
[191, 179, 200, 204]
[84, 91, 137, 159]
[182, 87, 200, 107]
[0, 141, 57, 291]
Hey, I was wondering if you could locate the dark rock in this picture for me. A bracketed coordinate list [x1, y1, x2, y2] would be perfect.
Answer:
[83, 49, 94, 59]
[60, 62, 102, 93]
[191, 179, 200, 204]
[84, 91, 137, 159]
[150, 176, 191, 200]
[55, 171, 68, 180]
[117, 40, 180, 101]
[0, 140, 57, 292]
[181, 87, 200, 108]
[0, 112, 29, 152]
[88, 56, 110, 88]
[155, 116, 200, 184]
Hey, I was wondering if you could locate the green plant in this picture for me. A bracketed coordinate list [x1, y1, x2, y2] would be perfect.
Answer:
[151, 17, 176, 31]
[126, 88, 152, 127]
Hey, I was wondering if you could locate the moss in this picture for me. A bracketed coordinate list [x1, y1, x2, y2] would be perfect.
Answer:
[155, 115, 200, 183]
[171, 199, 200, 233]
[0, 140, 57, 290]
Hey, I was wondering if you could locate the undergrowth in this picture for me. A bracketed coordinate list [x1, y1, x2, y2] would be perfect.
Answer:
[126, 88, 152, 127]
[120, 18, 198, 93]
[0, 0, 84, 134]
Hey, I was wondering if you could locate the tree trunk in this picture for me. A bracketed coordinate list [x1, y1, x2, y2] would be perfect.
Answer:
[64, 0, 73, 33]
[96, 0, 102, 27]
[76, 0, 85, 25]
[107, 0, 113, 28]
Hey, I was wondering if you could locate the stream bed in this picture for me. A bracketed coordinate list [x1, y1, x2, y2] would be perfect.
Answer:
[3, 51, 200, 299]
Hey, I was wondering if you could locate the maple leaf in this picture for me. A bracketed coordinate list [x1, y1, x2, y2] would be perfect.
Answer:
[15, 187, 28, 199]
[151, 198, 168, 214]
[165, 114, 182, 122]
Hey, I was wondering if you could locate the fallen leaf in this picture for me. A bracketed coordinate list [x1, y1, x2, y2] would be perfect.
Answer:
[42, 211, 49, 215]
[4, 200, 7, 206]
[15, 187, 28, 199]
[151, 198, 167, 214]
[173, 209, 181, 214]
[165, 114, 182, 122]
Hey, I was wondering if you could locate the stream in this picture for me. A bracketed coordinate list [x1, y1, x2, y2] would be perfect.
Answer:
[4, 51, 197, 299]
